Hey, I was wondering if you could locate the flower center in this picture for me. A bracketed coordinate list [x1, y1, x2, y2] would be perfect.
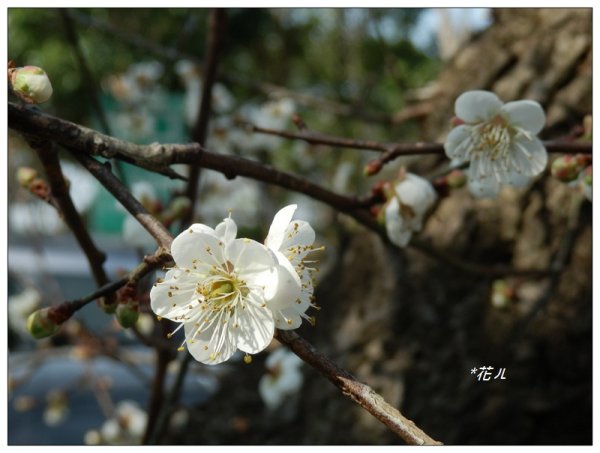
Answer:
[470, 115, 513, 160]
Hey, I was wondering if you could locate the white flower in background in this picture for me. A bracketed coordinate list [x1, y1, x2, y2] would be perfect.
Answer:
[43, 390, 69, 427]
[197, 172, 261, 226]
[175, 59, 234, 126]
[100, 400, 147, 445]
[60, 160, 99, 213]
[106, 61, 164, 106]
[9, 202, 63, 236]
[10, 66, 53, 104]
[8, 287, 41, 336]
[265, 204, 319, 329]
[444, 90, 547, 198]
[235, 98, 296, 153]
[384, 173, 437, 247]
[258, 347, 304, 410]
[150, 212, 305, 365]
[118, 182, 159, 250]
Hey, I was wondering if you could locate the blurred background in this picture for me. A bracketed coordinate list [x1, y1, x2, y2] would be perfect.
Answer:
[7, 8, 592, 445]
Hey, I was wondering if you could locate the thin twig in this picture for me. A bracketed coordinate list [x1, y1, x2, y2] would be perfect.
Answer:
[26, 136, 114, 308]
[69, 152, 174, 249]
[182, 8, 227, 227]
[42, 248, 171, 327]
[275, 330, 442, 445]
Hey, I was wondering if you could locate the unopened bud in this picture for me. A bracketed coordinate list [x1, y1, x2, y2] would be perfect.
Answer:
[116, 300, 140, 329]
[16, 167, 39, 188]
[491, 280, 515, 310]
[364, 160, 383, 176]
[27, 308, 60, 339]
[11, 66, 53, 104]
[451, 116, 465, 126]
[446, 169, 467, 188]
[551, 155, 583, 183]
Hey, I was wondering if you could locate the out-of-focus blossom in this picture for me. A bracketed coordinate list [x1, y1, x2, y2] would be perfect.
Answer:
[258, 347, 304, 410]
[384, 173, 437, 247]
[9, 287, 41, 335]
[42, 390, 69, 427]
[99, 400, 147, 445]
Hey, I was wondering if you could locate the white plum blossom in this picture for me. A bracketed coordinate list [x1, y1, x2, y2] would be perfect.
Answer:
[175, 59, 234, 126]
[444, 90, 548, 198]
[99, 400, 147, 445]
[258, 347, 304, 410]
[235, 98, 296, 153]
[151, 207, 317, 365]
[384, 173, 437, 247]
[265, 204, 319, 329]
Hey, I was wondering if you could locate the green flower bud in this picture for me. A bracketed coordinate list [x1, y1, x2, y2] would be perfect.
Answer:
[27, 308, 60, 339]
[446, 169, 467, 188]
[116, 300, 140, 329]
[11, 66, 53, 104]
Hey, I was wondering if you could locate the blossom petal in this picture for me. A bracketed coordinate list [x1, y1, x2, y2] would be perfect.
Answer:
[185, 321, 237, 365]
[444, 125, 472, 162]
[214, 217, 237, 243]
[273, 307, 302, 330]
[188, 223, 216, 236]
[455, 90, 502, 123]
[280, 220, 316, 262]
[385, 199, 412, 247]
[266, 257, 302, 310]
[501, 100, 546, 135]
[233, 296, 274, 354]
[150, 269, 198, 320]
[512, 137, 548, 177]
[265, 204, 297, 251]
[506, 170, 531, 188]
[467, 172, 501, 198]
[226, 238, 276, 282]
[171, 230, 226, 270]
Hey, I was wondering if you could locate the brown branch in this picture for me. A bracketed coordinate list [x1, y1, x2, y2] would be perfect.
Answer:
[275, 330, 442, 445]
[182, 8, 227, 226]
[26, 136, 114, 308]
[10, 102, 561, 278]
[69, 152, 174, 249]
[246, 121, 593, 176]
[9, 102, 184, 180]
